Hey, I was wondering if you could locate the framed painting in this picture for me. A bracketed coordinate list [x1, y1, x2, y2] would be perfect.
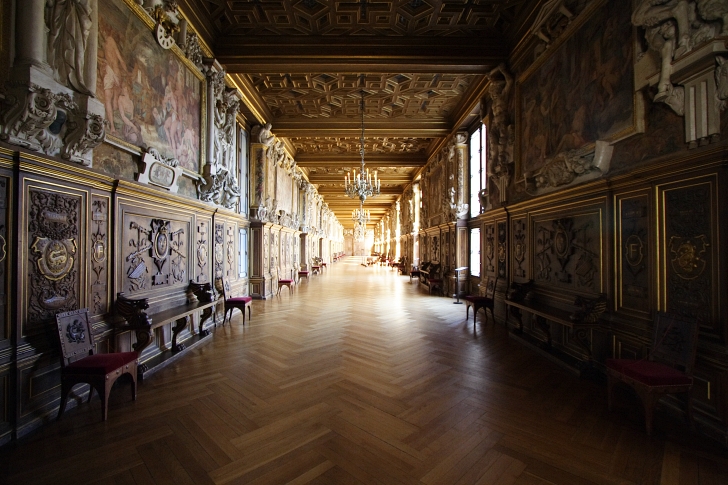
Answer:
[516, 0, 640, 179]
[97, 0, 204, 173]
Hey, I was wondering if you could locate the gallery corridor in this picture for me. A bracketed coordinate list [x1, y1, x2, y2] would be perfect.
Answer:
[1, 258, 726, 484]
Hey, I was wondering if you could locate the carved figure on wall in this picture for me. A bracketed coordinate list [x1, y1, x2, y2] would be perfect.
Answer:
[254, 122, 275, 146]
[633, 0, 725, 115]
[485, 63, 513, 166]
[46, 0, 95, 95]
[698, 0, 728, 34]
[716, 56, 728, 110]
[183, 32, 203, 67]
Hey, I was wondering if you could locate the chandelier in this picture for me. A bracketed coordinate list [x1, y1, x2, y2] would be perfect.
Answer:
[344, 89, 380, 202]
[352, 202, 370, 242]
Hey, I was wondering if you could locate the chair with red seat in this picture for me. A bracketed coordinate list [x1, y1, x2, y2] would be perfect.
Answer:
[464, 275, 498, 324]
[216, 277, 252, 325]
[56, 308, 138, 421]
[606, 312, 699, 435]
[277, 268, 295, 295]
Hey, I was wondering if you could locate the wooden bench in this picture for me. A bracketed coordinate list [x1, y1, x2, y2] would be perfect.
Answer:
[115, 281, 218, 377]
[505, 291, 607, 360]
[418, 262, 443, 295]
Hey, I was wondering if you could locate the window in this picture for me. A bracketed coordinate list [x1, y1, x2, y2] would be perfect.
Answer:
[470, 228, 481, 277]
[469, 123, 487, 217]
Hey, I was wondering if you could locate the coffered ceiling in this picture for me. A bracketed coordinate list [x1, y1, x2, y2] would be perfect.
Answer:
[182, 0, 541, 229]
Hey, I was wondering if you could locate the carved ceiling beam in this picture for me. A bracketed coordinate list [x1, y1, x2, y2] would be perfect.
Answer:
[215, 36, 507, 74]
[272, 120, 450, 138]
[296, 153, 425, 167]
[317, 187, 402, 195]
[311, 177, 413, 185]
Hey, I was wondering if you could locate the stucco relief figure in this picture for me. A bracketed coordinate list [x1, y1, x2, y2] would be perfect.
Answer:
[46, 0, 94, 95]
[697, 0, 728, 34]
[256, 122, 275, 146]
[485, 63, 513, 167]
[716, 56, 728, 110]
[633, 0, 724, 115]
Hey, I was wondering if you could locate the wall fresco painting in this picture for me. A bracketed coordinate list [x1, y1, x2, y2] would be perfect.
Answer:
[518, 0, 634, 177]
[97, 0, 201, 172]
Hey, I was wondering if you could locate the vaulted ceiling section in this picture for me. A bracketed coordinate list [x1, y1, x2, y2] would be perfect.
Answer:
[182, 0, 541, 228]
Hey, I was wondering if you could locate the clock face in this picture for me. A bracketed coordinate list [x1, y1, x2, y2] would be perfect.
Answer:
[156, 23, 175, 50]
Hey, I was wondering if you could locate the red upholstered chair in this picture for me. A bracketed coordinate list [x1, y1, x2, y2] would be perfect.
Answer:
[297, 269, 310, 283]
[464, 275, 498, 324]
[278, 268, 295, 295]
[606, 312, 699, 435]
[56, 308, 138, 421]
[409, 266, 420, 283]
[216, 278, 252, 325]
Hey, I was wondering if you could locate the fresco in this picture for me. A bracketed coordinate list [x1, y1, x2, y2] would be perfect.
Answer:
[97, 0, 201, 172]
[519, 1, 634, 176]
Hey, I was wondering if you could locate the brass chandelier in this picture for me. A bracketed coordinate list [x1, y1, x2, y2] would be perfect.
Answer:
[351, 202, 370, 242]
[344, 89, 380, 202]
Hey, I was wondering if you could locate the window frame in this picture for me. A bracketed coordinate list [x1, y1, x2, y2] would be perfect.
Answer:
[469, 121, 487, 218]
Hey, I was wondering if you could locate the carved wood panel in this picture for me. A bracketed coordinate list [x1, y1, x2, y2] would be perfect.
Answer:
[195, 219, 210, 283]
[226, 224, 236, 280]
[202, 1, 513, 36]
[532, 209, 603, 293]
[249, 73, 474, 120]
[484, 223, 495, 275]
[25, 186, 83, 335]
[214, 222, 224, 279]
[120, 208, 190, 294]
[89, 195, 110, 317]
[0, 175, 9, 347]
[512, 217, 528, 281]
[616, 191, 651, 317]
[659, 178, 719, 338]
[497, 221, 507, 278]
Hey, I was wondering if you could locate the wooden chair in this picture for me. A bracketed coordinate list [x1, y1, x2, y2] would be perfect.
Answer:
[606, 312, 700, 435]
[278, 268, 295, 295]
[464, 275, 498, 324]
[216, 277, 252, 325]
[409, 266, 420, 283]
[56, 308, 138, 421]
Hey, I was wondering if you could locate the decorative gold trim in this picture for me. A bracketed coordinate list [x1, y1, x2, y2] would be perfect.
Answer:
[103, 135, 142, 155]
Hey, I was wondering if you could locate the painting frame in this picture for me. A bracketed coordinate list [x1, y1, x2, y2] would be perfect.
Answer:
[515, 0, 643, 180]
[98, 0, 206, 176]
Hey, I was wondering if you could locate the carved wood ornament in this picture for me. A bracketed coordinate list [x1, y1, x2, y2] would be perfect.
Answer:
[28, 190, 80, 323]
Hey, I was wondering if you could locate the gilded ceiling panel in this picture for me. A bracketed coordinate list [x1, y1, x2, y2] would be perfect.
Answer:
[292, 136, 431, 154]
[246, 73, 473, 119]
[307, 166, 418, 175]
[196, 0, 512, 36]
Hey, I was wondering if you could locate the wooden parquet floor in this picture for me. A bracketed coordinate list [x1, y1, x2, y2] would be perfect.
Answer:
[2, 257, 727, 485]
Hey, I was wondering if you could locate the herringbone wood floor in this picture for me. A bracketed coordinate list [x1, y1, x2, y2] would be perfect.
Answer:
[2, 257, 727, 484]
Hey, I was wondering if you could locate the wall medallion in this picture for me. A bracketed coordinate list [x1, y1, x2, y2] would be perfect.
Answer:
[31, 237, 77, 281]
[625, 234, 644, 268]
[0, 234, 6, 264]
[669, 235, 708, 280]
